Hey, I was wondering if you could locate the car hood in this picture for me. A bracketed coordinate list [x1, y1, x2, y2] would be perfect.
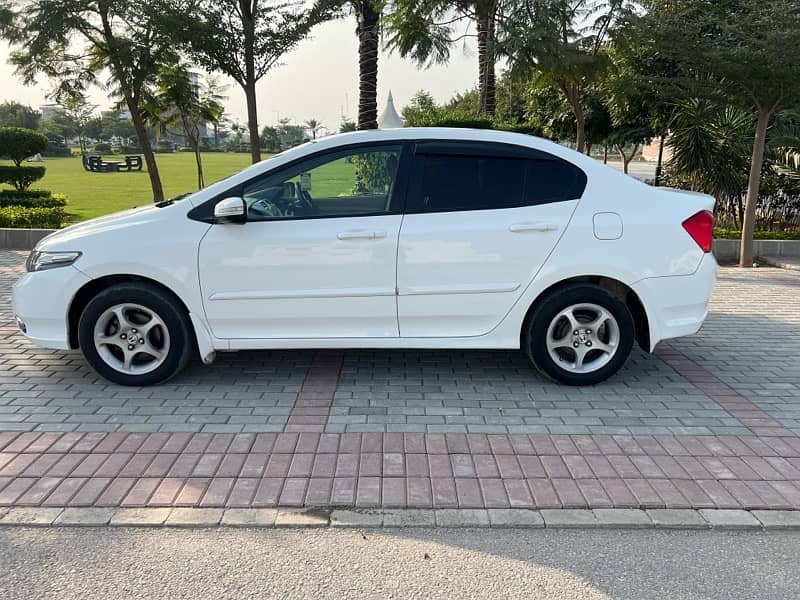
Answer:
[36, 203, 172, 251]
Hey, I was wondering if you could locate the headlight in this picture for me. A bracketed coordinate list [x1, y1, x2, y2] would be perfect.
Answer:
[25, 250, 82, 272]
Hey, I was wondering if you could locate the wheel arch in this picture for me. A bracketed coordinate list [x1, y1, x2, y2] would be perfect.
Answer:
[520, 275, 650, 352]
[67, 274, 194, 350]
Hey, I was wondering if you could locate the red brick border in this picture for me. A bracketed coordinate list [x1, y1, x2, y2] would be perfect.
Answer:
[284, 351, 344, 433]
[658, 343, 795, 437]
[2, 431, 800, 510]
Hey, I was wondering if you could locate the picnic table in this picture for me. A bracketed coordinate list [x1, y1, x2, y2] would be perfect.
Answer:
[82, 154, 143, 173]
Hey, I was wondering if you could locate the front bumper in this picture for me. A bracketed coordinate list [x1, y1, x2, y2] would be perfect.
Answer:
[632, 253, 718, 350]
[12, 265, 91, 350]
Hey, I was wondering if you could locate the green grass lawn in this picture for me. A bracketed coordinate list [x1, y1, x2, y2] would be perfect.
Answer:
[0, 151, 371, 223]
[1, 152, 253, 221]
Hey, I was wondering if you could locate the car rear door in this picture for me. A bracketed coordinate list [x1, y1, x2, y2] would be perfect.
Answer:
[396, 141, 586, 338]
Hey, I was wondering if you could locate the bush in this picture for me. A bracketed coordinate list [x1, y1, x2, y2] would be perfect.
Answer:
[43, 138, 72, 157]
[0, 189, 52, 200]
[93, 142, 112, 154]
[0, 127, 49, 166]
[0, 165, 46, 191]
[118, 144, 141, 154]
[0, 205, 64, 228]
[0, 193, 67, 209]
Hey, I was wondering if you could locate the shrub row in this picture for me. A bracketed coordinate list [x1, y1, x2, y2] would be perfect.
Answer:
[0, 193, 67, 209]
[0, 206, 64, 228]
[0, 189, 52, 200]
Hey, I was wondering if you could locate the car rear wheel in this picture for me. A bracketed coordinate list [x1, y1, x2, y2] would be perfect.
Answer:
[78, 282, 193, 386]
[524, 284, 634, 386]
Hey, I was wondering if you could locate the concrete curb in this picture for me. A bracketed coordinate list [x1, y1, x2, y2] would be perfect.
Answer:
[0, 228, 56, 250]
[1, 507, 799, 530]
[759, 255, 800, 271]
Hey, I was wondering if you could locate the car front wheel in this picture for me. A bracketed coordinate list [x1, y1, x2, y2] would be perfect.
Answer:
[77, 282, 193, 386]
[524, 284, 635, 386]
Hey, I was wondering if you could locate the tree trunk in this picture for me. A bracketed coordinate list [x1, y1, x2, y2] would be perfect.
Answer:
[476, 5, 496, 116]
[127, 97, 164, 203]
[561, 82, 585, 153]
[739, 105, 772, 267]
[244, 78, 261, 163]
[603, 145, 608, 164]
[194, 145, 204, 189]
[356, 2, 380, 130]
[654, 134, 665, 187]
[585, 142, 592, 157]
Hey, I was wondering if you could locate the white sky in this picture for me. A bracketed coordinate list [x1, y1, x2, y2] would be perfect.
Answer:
[0, 18, 480, 133]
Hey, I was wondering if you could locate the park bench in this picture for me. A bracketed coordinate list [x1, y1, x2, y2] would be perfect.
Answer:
[81, 154, 143, 173]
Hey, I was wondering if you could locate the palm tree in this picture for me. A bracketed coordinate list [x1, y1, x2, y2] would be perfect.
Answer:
[304, 118, 323, 139]
[384, 0, 503, 115]
[348, 1, 382, 130]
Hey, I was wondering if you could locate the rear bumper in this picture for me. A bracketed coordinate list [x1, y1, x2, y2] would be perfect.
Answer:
[12, 265, 91, 350]
[632, 253, 718, 350]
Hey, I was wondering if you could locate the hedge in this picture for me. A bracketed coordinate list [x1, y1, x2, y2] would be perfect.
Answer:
[0, 193, 67, 209]
[0, 206, 64, 228]
[0, 165, 46, 191]
[0, 189, 52, 200]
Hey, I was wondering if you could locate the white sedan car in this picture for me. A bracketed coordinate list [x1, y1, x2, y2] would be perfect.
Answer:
[13, 128, 717, 386]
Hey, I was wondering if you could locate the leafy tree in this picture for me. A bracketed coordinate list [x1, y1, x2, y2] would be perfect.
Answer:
[0, 0, 183, 202]
[277, 118, 307, 148]
[261, 125, 281, 151]
[59, 93, 99, 153]
[629, 0, 800, 265]
[0, 101, 40, 129]
[401, 90, 438, 124]
[384, 0, 505, 115]
[0, 126, 48, 166]
[172, 0, 332, 163]
[145, 64, 226, 189]
[499, 0, 637, 152]
[100, 111, 138, 145]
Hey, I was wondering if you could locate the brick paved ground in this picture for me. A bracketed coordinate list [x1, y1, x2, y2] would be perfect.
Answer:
[1, 250, 799, 510]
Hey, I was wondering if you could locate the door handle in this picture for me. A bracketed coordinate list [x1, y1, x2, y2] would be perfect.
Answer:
[508, 222, 559, 233]
[337, 230, 387, 240]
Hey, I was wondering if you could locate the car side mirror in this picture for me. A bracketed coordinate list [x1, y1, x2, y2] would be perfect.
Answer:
[213, 197, 247, 224]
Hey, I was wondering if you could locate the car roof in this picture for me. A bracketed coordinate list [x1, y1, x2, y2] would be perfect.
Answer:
[189, 127, 629, 207]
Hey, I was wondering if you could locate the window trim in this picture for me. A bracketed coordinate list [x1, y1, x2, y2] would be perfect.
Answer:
[405, 141, 587, 215]
[188, 141, 413, 224]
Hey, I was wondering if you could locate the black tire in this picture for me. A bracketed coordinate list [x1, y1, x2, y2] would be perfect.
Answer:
[77, 282, 193, 386]
[523, 284, 635, 386]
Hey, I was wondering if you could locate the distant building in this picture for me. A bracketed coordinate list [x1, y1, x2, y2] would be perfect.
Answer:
[378, 91, 404, 129]
[39, 104, 63, 121]
[642, 135, 673, 163]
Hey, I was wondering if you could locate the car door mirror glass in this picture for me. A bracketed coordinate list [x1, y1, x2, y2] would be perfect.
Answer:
[213, 197, 247, 224]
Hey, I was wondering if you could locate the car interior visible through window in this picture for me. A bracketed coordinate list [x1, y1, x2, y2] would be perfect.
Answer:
[243, 145, 402, 220]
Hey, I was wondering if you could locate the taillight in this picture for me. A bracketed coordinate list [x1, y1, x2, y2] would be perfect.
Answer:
[682, 210, 714, 253]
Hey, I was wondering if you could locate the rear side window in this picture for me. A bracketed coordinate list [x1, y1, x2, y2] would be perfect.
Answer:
[408, 151, 586, 213]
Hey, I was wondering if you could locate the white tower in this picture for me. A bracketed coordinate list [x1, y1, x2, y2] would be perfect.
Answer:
[377, 91, 404, 129]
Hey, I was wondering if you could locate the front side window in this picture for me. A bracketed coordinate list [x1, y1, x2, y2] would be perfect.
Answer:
[243, 145, 403, 220]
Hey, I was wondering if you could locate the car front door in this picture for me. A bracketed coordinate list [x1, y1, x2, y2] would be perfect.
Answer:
[198, 143, 409, 339]
[397, 142, 586, 338]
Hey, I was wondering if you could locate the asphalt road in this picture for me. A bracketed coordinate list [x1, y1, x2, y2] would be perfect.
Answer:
[1, 527, 797, 600]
